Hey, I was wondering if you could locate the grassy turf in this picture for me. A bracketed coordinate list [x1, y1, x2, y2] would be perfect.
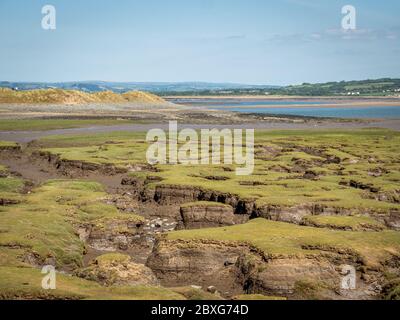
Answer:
[167, 218, 400, 268]
[0, 178, 199, 300]
[0, 171, 24, 203]
[0, 119, 136, 131]
[180, 201, 232, 208]
[303, 215, 386, 231]
[0, 266, 184, 300]
[0, 141, 18, 147]
[40, 129, 400, 213]
[0, 180, 143, 269]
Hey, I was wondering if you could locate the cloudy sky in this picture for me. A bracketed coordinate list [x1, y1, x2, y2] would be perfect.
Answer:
[0, 0, 399, 85]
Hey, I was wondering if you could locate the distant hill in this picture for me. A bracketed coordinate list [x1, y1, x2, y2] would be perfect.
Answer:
[0, 88, 169, 105]
[0, 79, 399, 96]
[0, 81, 277, 94]
[276, 78, 400, 97]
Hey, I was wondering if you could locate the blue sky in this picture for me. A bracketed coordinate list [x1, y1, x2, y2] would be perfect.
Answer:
[0, 0, 399, 85]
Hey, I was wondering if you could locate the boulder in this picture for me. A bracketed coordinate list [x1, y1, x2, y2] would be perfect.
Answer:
[76, 253, 159, 286]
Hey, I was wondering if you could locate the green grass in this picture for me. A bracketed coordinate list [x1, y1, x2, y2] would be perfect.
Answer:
[170, 286, 223, 300]
[39, 129, 400, 213]
[0, 145, 190, 300]
[0, 180, 143, 270]
[0, 175, 24, 203]
[0, 177, 24, 193]
[181, 201, 232, 208]
[167, 218, 400, 268]
[292, 279, 335, 300]
[1, 128, 399, 299]
[0, 119, 136, 131]
[303, 215, 386, 231]
[0, 266, 185, 300]
[0, 141, 18, 147]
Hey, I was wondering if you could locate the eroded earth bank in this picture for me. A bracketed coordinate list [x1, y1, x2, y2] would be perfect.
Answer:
[0, 128, 400, 300]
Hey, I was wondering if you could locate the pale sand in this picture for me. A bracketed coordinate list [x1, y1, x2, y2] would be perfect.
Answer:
[166, 96, 400, 108]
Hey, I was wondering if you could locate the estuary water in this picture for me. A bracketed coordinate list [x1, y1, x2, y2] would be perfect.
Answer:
[210, 106, 400, 119]
[169, 98, 400, 119]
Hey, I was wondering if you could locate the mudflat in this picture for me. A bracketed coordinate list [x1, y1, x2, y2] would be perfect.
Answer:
[1, 125, 400, 300]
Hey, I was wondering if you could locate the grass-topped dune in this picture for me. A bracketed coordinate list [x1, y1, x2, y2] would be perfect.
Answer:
[0, 88, 169, 105]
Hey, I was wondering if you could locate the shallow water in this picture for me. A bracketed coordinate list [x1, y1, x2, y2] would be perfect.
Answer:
[211, 106, 400, 119]
[169, 98, 400, 119]
[169, 98, 330, 106]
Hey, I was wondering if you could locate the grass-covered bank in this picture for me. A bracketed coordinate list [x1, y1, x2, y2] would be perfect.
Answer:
[0, 119, 138, 131]
[38, 129, 400, 213]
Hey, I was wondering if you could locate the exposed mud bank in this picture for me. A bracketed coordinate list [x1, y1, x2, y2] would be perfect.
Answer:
[35, 151, 128, 176]
[146, 239, 247, 297]
[146, 237, 390, 299]
[22, 150, 398, 225]
[177, 203, 248, 229]
[384, 211, 400, 231]
[139, 184, 398, 229]
[0, 198, 20, 206]
[76, 220, 145, 252]
[76, 253, 159, 287]
[3, 149, 398, 231]
[150, 185, 255, 215]
[0, 145, 21, 152]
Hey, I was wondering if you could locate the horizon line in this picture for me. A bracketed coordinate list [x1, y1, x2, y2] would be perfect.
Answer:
[1, 77, 400, 87]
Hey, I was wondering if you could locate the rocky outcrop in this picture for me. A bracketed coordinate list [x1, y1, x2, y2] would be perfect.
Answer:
[252, 203, 356, 224]
[145, 184, 395, 228]
[79, 218, 144, 251]
[151, 184, 256, 215]
[75, 253, 159, 286]
[146, 237, 385, 299]
[153, 185, 203, 205]
[237, 254, 340, 296]
[34, 151, 128, 176]
[146, 239, 247, 296]
[384, 211, 400, 230]
[178, 202, 246, 229]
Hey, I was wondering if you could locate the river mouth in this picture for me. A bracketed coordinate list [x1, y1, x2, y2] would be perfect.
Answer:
[167, 97, 400, 119]
[210, 106, 400, 119]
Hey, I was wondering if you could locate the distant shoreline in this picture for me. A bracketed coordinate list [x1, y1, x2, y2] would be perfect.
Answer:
[195, 103, 400, 109]
[166, 96, 400, 109]
[166, 95, 400, 100]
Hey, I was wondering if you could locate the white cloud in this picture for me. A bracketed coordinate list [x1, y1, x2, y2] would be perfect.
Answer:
[268, 28, 399, 44]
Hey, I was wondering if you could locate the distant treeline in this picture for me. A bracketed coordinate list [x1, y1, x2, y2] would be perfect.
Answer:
[158, 78, 400, 96]
[1, 78, 399, 97]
